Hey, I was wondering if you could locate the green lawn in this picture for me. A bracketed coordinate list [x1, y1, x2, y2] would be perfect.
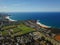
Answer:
[2, 30, 8, 36]
[2, 25, 16, 30]
[1, 23, 35, 36]
[12, 24, 35, 36]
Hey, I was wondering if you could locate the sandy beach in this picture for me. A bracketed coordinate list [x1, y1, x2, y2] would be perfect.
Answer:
[5, 16, 16, 21]
[37, 20, 51, 28]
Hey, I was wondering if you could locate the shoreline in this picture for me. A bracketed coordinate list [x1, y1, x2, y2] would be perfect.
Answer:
[5, 16, 51, 28]
[36, 20, 51, 28]
[5, 16, 16, 21]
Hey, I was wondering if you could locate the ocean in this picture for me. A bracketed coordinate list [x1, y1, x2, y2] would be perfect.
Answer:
[8, 12, 60, 28]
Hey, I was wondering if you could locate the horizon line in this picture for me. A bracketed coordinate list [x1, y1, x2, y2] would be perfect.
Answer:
[0, 11, 60, 13]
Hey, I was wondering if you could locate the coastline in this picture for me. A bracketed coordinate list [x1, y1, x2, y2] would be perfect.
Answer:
[5, 16, 16, 21]
[36, 20, 51, 28]
[5, 16, 51, 28]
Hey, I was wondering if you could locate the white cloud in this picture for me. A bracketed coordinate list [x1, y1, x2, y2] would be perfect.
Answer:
[0, 4, 60, 12]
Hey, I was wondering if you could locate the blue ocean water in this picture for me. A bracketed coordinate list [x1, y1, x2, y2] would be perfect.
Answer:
[8, 12, 60, 28]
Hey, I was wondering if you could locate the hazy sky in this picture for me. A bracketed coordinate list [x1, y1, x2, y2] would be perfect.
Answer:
[0, 0, 60, 12]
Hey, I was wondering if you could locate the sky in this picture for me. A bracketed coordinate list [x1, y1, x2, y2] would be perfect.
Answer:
[0, 0, 60, 12]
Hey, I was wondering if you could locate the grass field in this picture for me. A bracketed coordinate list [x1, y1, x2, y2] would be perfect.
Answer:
[1, 23, 35, 36]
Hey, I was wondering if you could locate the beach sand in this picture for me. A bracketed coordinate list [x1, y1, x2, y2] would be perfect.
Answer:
[5, 16, 16, 21]
[36, 20, 51, 28]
